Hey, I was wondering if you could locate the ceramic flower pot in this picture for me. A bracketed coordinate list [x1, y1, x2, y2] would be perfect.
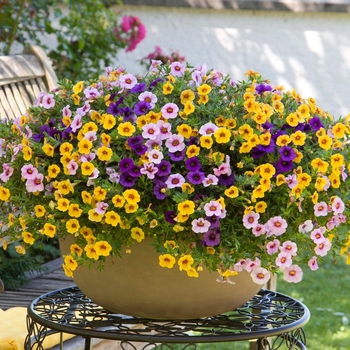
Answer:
[60, 236, 262, 320]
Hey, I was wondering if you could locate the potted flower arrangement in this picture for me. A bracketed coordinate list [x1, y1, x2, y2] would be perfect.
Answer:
[1, 61, 350, 319]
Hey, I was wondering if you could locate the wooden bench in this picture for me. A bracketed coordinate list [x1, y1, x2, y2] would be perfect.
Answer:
[0, 45, 58, 291]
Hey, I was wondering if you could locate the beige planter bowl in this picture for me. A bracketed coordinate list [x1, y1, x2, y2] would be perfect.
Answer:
[60, 236, 262, 320]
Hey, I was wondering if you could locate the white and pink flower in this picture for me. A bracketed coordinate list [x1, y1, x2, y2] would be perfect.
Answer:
[165, 173, 186, 188]
[265, 216, 288, 236]
[21, 164, 38, 180]
[204, 200, 223, 217]
[165, 134, 185, 152]
[314, 202, 329, 217]
[251, 267, 271, 285]
[242, 211, 260, 229]
[161, 103, 179, 119]
[283, 265, 303, 283]
[25, 173, 44, 193]
[276, 252, 293, 269]
[191, 218, 211, 233]
[266, 239, 281, 255]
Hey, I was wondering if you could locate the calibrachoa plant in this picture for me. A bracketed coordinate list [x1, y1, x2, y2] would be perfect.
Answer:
[1, 61, 350, 285]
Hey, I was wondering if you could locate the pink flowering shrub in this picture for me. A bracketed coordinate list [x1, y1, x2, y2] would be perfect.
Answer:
[140, 45, 186, 69]
[1, 62, 350, 284]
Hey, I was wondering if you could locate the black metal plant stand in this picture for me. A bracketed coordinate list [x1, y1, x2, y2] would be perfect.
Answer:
[25, 286, 310, 350]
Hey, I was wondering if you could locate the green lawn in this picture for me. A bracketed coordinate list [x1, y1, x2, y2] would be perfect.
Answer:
[155, 254, 350, 349]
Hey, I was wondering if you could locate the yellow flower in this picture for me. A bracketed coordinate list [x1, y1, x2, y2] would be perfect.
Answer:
[123, 189, 141, 204]
[84, 244, 99, 260]
[0, 186, 10, 201]
[297, 104, 310, 119]
[198, 94, 209, 105]
[22, 231, 35, 245]
[34, 205, 46, 217]
[176, 213, 190, 223]
[66, 219, 80, 234]
[329, 173, 340, 188]
[117, 122, 135, 136]
[78, 139, 92, 154]
[290, 130, 306, 146]
[88, 209, 103, 222]
[330, 153, 344, 168]
[199, 135, 213, 149]
[259, 132, 271, 146]
[181, 183, 194, 194]
[239, 142, 253, 154]
[286, 113, 299, 127]
[251, 185, 266, 201]
[59, 142, 73, 155]
[102, 114, 116, 130]
[297, 173, 312, 188]
[82, 122, 98, 133]
[311, 191, 318, 205]
[318, 134, 332, 150]
[186, 145, 200, 158]
[73, 81, 84, 94]
[47, 164, 60, 178]
[93, 186, 107, 201]
[180, 89, 195, 104]
[94, 241, 112, 257]
[187, 267, 199, 278]
[178, 254, 194, 271]
[42, 143, 54, 157]
[206, 247, 215, 255]
[163, 81, 174, 95]
[56, 180, 74, 195]
[131, 227, 145, 242]
[276, 135, 291, 147]
[243, 98, 257, 113]
[81, 191, 92, 204]
[259, 164, 276, 179]
[80, 226, 93, 238]
[314, 177, 327, 192]
[197, 84, 212, 95]
[255, 201, 267, 213]
[68, 204, 83, 218]
[125, 203, 139, 213]
[311, 158, 329, 173]
[64, 255, 78, 271]
[224, 186, 239, 198]
[159, 254, 176, 268]
[57, 198, 70, 211]
[62, 264, 73, 277]
[15, 245, 26, 255]
[177, 124, 193, 139]
[276, 174, 285, 186]
[183, 101, 195, 115]
[238, 124, 254, 140]
[213, 127, 231, 144]
[332, 122, 347, 139]
[104, 210, 121, 226]
[112, 194, 125, 208]
[22, 146, 32, 161]
[177, 200, 195, 215]
[97, 146, 113, 161]
[81, 161, 95, 176]
[70, 244, 83, 257]
[42, 223, 56, 238]
[101, 133, 111, 146]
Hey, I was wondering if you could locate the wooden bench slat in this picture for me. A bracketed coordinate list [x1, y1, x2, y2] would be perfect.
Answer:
[15, 81, 33, 110]
[0, 86, 15, 119]
[10, 82, 27, 115]
[3, 84, 22, 118]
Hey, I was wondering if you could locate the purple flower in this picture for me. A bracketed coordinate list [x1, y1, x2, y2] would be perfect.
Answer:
[119, 172, 137, 188]
[186, 157, 201, 171]
[309, 117, 324, 131]
[119, 158, 134, 172]
[130, 82, 146, 93]
[149, 78, 163, 89]
[187, 170, 205, 185]
[129, 165, 141, 178]
[156, 160, 172, 177]
[107, 102, 122, 116]
[165, 211, 176, 224]
[128, 135, 143, 148]
[276, 158, 294, 173]
[279, 146, 296, 161]
[134, 101, 151, 115]
[252, 141, 276, 159]
[202, 229, 221, 246]
[133, 144, 147, 155]
[154, 183, 167, 200]
[255, 84, 273, 94]
[296, 123, 311, 133]
[207, 215, 221, 229]
[218, 172, 235, 186]
[120, 106, 135, 122]
[168, 150, 185, 162]
[262, 121, 273, 131]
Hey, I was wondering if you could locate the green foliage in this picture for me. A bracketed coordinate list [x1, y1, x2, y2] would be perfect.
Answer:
[0, 0, 143, 80]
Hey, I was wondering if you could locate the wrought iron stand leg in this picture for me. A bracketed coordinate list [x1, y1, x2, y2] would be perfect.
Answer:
[83, 336, 92, 350]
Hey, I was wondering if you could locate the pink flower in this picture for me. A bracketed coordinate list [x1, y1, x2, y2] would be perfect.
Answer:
[140, 163, 158, 179]
[25, 173, 44, 193]
[148, 149, 163, 164]
[156, 120, 172, 140]
[161, 103, 179, 119]
[0, 164, 14, 182]
[67, 160, 78, 175]
[242, 211, 260, 229]
[280, 241, 298, 256]
[71, 114, 83, 133]
[165, 134, 185, 152]
[283, 265, 303, 283]
[204, 200, 223, 217]
[150, 60, 163, 72]
[138, 91, 157, 108]
[84, 87, 100, 99]
[165, 174, 185, 188]
[265, 216, 287, 236]
[119, 74, 137, 90]
[331, 197, 345, 215]
[198, 122, 218, 136]
[314, 238, 332, 257]
[170, 61, 186, 77]
[251, 267, 271, 285]
[298, 220, 313, 233]
[95, 202, 109, 215]
[191, 218, 211, 233]
[62, 105, 72, 118]
[233, 259, 247, 272]
[308, 256, 319, 271]
[77, 101, 91, 116]
[21, 164, 38, 180]
[142, 123, 160, 140]
[202, 174, 219, 187]
[252, 223, 266, 237]
[285, 174, 297, 189]
[266, 239, 280, 255]
[310, 227, 325, 243]
[245, 257, 261, 272]
[42, 93, 55, 109]
[80, 152, 96, 162]
[314, 202, 328, 217]
[276, 252, 293, 269]
[191, 70, 203, 86]
[213, 155, 232, 176]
